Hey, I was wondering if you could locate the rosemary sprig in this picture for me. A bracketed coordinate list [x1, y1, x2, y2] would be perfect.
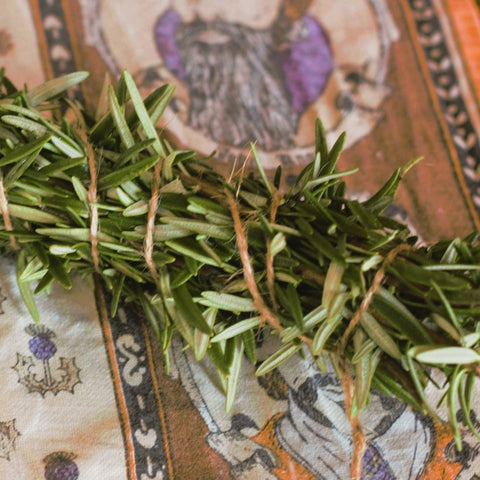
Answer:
[1, 70, 480, 455]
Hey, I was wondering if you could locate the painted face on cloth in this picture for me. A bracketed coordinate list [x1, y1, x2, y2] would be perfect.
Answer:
[154, 4, 334, 151]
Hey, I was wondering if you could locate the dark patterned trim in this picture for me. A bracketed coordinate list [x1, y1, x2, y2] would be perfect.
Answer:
[102, 297, 172, 480]
[37, 0, 82, 100]
[408, 0, 480, 211]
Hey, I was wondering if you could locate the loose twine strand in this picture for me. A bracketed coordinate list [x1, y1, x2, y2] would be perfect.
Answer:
[144, 162, 161, 281]
[74, 109, 101, 274]
[225, 189, 312, 345]
[86, 141, 100, 272]
[337, 242, 414, 480]
[338, 364, 366, 480]
[226, 189, 284, 331]
[340, 243, 414, 354]
[0, 172, 18, 250]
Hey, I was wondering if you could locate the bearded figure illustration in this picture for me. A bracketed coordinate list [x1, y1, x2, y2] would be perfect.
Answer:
[84, 0, 398, 166]
[154, 4, 334, 151]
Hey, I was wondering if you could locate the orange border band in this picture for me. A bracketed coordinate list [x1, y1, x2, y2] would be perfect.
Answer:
[400, 0, 480, 231]
[95, 279, 137, 480]
[28, 0, 54, 80]
[61, 0, 89, 102]
[444, 0, 480, 103]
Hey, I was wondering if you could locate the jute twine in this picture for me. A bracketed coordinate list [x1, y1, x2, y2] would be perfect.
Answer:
[340, 243, 414, 353]
[225, 189, 312, 345]
[226, 194, 414, 480]
[337, 243, 414, 480]
[144, 162, 161, 281]
[86, 141, 100, 272]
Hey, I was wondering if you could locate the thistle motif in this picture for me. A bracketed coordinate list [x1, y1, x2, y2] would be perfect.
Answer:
[43, 452, 79, 480]
[12, 325, 81, 397]
[27, 324, 57, 361]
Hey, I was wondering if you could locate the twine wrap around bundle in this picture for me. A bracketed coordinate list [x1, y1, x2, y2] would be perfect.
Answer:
[144, 162, 162, 281]
[1, 71, 480, 478]
[86, 142, 100, 272]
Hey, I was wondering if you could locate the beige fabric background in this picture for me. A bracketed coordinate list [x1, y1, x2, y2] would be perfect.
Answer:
[0, 1, 480, 479]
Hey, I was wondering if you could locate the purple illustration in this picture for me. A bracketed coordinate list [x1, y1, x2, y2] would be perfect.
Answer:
[28, 325, 57, 361]
[275, 15, 334, 114]
[43, 452, 79, 480]
[361, 443, 395, 479]
[154, 9, 333, 151]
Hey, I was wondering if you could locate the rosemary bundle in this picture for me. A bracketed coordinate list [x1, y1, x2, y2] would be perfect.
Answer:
[1, 70, 480, 459]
